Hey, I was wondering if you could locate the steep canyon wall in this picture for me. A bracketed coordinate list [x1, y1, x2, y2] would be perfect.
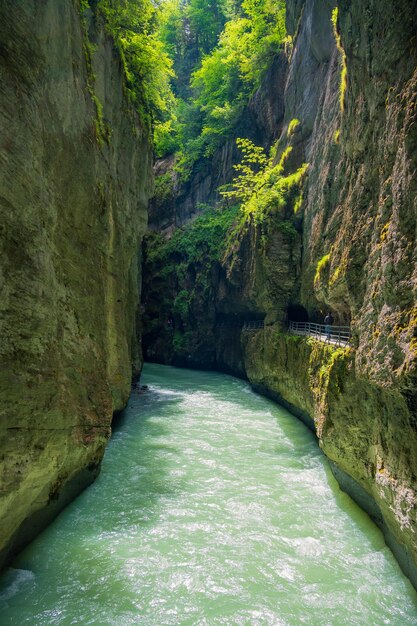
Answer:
[0, 0, 151, 567]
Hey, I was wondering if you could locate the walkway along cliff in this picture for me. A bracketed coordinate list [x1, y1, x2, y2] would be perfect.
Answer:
[143, 0, 417, 586]
[0, 0, 152, 567]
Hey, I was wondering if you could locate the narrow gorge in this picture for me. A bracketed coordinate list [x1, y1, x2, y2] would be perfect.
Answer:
[1, 0, 417, 617]
[143, 0, 417, 589]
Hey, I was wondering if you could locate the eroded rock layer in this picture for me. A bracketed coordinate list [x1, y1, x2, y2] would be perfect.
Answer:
[0, 0, 151, 566]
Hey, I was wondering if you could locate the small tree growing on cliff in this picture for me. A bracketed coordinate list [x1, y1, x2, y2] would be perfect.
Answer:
[220, 138, 308, 222]
[219, 138, 269, 204]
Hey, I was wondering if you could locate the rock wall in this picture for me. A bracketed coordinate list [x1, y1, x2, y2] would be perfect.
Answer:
[0, 0, 151, 567]
[144, 0, 417, 586]
[285, 0, 417, 585]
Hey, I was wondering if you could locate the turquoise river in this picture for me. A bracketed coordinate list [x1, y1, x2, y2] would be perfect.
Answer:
[1, 364, 417, 625]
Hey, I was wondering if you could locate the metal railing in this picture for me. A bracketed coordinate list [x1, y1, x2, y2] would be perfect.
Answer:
[289, 321, 351, 346]
[242, 320, 265, 331]
[242, 319, 351, 346]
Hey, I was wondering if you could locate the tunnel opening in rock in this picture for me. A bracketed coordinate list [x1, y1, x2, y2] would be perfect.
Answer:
[286, 304, 309, 323]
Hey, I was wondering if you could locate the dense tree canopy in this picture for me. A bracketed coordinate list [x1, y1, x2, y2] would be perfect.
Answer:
[83, 0, 287, 172]
[155, 0, 287, 173]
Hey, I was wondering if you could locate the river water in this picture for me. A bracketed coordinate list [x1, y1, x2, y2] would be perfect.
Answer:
[0, 364, 416, 625]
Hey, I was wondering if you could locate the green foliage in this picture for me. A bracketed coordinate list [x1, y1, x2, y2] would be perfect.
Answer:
[287, 118, 300, 137]
[89, 0, 176, 127]
[340, 63, 348, 112]
[190, 0, 286, 147]
[218, 137, 308, 270]
[331, 7, 347, 113]
[91, 93, 112, 145]
[155, 0, 287, 169]
[145, 203, 239, 278]
[144, 203, 239, 355]
[144, 203, 238, 337]
[173, 330, 186, 352]
[275, 220, 298, 240]
[330, 7, 338, 30]
[293, 193, 303, 214]
[81, 0, 288, 161]
[314, 253, 331, 286]
[330, 265, 341, 285]
[188, 0, 228, 55]
[282, 34, 293, 57]
[159, 0, 227, 87]
[220, 138, 308, 228]
[153, 172, 176, 204]
[191, 0, 285, 154]
[167, 204, 240, 263]
[172, 330, 195, 354]
[173, 290, 191, 317]
[219, 138, 268, 203]
[154, 119, 179, 157]
[154, 0, 229, 157]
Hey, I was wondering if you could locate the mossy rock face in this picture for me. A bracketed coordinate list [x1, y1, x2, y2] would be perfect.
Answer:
[0, 0, 151, 566]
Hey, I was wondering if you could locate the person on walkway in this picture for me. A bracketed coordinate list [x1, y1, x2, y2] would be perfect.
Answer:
[324, 312, 334, 341]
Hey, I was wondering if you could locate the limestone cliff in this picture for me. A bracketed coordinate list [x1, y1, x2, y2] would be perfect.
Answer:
[144, 0, 417, 586]
[0, 0, 151, 567]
